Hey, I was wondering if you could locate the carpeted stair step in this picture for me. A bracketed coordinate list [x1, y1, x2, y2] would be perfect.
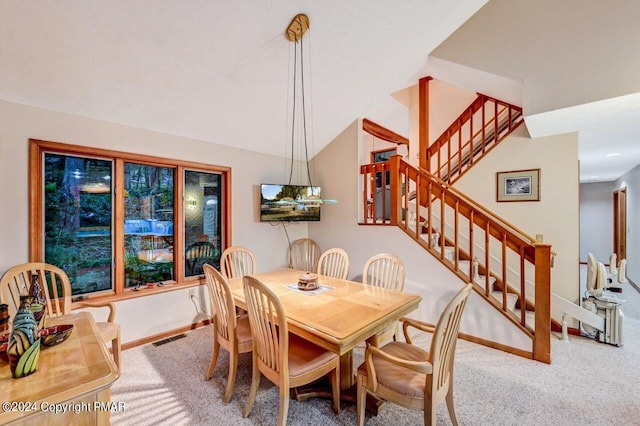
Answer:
[444, 246, 456, 262]
[419, 231, 440, 248]
[490, 291, 519, 312]
[512, 308, 536, 329]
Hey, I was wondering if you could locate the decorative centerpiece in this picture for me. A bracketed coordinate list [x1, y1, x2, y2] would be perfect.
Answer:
[298, 271, 319, 291]
[7, 296, 41, 378]
[40, 324, 74, 347]
[28, 273, 47, 329]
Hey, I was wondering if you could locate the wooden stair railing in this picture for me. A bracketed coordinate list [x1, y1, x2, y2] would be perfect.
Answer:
[427, 93, 524, 185]
[360, 155, 552, 363]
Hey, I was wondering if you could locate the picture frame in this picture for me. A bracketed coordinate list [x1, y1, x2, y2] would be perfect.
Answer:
[496, 168, 540, 202]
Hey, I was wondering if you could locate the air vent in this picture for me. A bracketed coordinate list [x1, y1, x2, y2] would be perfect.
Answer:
[152, 333, 186, 347]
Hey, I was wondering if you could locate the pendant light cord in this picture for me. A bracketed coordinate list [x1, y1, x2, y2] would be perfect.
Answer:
[300, 38, 312, 187]
[288, 40, 298, 185]
[287, 37, 313, 187]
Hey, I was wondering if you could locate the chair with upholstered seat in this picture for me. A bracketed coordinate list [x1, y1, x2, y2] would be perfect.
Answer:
[185, 241, 217, 276]
[363, 253, 405, 291]
[242, 275, 340, 425]
[356, 283, 473, 426]
[220, 246, 256, 279]
[203, 264, 252, 402]
[0, 262, 121, 370]
[317, 248, 349, 279]
[289, 238, 321, 272]
[363, 253, 405, 344]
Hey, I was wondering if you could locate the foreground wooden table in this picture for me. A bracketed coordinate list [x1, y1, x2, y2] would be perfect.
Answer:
[228, 269, 422, 390]
[0, 312, 120, 425]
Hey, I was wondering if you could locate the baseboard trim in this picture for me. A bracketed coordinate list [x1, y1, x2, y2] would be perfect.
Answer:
[458, 331, 533, 360]
[121, 318, 554, 362]
[121, 319, 212, 351]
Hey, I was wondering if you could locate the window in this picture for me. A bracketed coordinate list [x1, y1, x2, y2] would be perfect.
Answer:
[184, 171, 221, 276]
[43, 153, 113, 294]
[30, 139, 230, 299]
[124, 163, 175, 288]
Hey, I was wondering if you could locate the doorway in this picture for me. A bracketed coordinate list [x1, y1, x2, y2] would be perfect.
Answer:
[613, 187, 627, 261]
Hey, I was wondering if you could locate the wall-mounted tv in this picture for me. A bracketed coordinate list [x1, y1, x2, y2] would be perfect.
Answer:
[260, 183, 322, 222]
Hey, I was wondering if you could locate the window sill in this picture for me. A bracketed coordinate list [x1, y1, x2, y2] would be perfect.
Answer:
[71, 278, 206, 306]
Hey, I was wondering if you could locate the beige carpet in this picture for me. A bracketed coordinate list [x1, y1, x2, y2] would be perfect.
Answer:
[111, 288, 640, 425]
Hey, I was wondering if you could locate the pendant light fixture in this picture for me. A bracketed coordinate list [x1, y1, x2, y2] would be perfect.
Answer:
[285, 13, 337, 205]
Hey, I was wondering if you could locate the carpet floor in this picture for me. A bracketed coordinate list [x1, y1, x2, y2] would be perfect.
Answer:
[111, 287, 640, 425]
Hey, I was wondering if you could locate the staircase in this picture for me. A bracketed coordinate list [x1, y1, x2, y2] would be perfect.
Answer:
[360, 155, 552, 363]
[418, 210, 535, 329]
[425, 93, 524, 185]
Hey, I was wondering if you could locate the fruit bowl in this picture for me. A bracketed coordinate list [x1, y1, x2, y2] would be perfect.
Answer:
[39, 324, 74, 347]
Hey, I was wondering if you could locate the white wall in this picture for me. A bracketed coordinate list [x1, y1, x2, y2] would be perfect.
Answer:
[428, 79, 477, 142]
[0, 99, 309, 344]
[579, 181, 615, 262]
[454, 127, 580, 303]
[616, 164, 640, 284]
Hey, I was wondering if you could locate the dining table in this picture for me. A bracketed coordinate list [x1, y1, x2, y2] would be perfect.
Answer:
[227, 268, 422, 399]
[0, 311, 120, 425]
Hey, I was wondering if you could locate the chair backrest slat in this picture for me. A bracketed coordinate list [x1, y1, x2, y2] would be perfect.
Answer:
[317, 248, 349, 279]
[289, 238, 321, 272]
[220, 246, 256, 279]
[243, 276, 288, 376]
[428, 283, 472, 398]
[0, 262, 72, 322]
[362, 253, 405, 291]
[203, 264, 236, 342]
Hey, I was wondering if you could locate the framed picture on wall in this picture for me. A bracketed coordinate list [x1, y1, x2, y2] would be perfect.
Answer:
[496, 169, 540, 202]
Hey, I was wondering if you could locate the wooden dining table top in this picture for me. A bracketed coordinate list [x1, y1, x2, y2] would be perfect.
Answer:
[228, 269, 422, 356]
[0, 312, 119, 424]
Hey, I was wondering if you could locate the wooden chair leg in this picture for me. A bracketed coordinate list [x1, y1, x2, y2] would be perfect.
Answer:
[278, 386, 289, 426]
[424, 400, 435, 426]
[223, 350, 238, 403]
[446, 388, 459, 426]
[356, 374, 366, 426]
[205, 335, 220, 380]
[112, 334, 121, 371]
[243, 358, 260, 418]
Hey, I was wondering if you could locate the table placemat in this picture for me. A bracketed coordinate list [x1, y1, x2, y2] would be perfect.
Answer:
[285, 283, 334, 295]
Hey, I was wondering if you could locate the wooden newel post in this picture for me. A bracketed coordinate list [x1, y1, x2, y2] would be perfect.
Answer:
[533, 243, 552, 364]
[389, 155, 401, 225]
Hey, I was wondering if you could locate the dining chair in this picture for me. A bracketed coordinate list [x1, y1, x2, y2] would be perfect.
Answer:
[185, 241, 217, 276]
[356, 283, 473, 426]
[0, 262, 121, 370]
[202, 264, 252, 402]
[242, 275, 340, 426]
[289, 238, 321, 272]
[362, 253, 405, 344]
[362, 253, 405, 291]
[317, 248, 349, 279]
[220, 246, 256, 279]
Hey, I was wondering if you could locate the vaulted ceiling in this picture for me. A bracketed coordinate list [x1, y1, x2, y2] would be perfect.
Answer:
[1, 0, 639, 182]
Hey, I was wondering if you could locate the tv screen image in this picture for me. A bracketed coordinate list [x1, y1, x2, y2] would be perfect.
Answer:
[260, 184, 321, 222]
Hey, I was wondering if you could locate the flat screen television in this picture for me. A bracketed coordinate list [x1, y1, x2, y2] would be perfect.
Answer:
[260, 183, 322, 222]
